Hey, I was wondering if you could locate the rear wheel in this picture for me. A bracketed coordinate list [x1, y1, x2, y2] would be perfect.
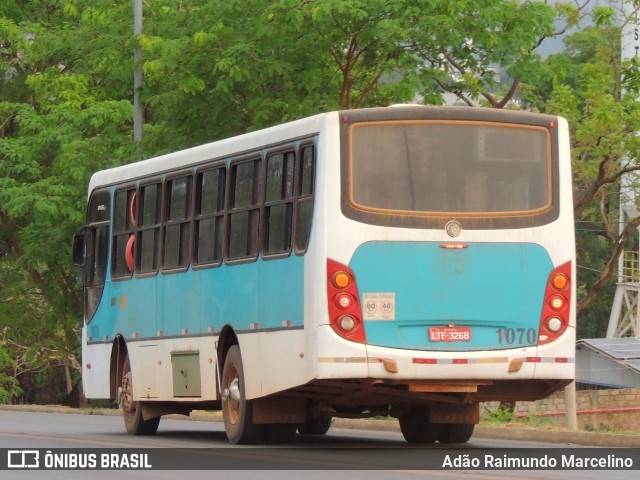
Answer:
[438, 423, 475, 443]
[399, 407, 442, 443]
[264, 424, 297, 444]
[121, 356, 160, 435]
[221, 345, 264, 444]
[297, 415, 332, 435]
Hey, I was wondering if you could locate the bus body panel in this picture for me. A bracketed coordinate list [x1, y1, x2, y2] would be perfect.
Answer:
[103, 254, 305, 339]
[81, 340, 111, 399]
[315, 326, 369, 378]
[250, 329, 309, 398]
[85, 254, 308, 402]
[110, 276, 158, 339]
[160, 272, 200, 336]
[126, 337, 219, 401]
[349, 241, 552, 351]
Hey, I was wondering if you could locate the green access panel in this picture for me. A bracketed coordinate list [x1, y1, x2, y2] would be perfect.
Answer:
[171, 352, 202, 397]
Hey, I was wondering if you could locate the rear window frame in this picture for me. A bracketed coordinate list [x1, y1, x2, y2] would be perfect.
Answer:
[340, 112, 560, 231]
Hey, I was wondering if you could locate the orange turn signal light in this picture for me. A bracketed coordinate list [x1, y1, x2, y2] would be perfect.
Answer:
[333, 272, 350, 289]
[551, 273, 568, 291]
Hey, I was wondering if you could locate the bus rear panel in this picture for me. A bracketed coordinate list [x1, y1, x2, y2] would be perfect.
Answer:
[312, 107, 574, 422]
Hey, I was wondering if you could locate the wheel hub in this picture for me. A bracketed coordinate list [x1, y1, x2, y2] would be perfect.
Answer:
[223, 374, 241, 424]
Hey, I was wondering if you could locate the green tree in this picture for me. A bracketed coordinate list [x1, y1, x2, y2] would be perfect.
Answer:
[1, 1, 135, 403]
[408, 0, 567, 107]
[136, 0, 576, 146]
[522, 3, 640, 336]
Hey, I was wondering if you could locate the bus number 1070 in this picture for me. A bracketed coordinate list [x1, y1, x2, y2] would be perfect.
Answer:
[496, 327, 537, 345]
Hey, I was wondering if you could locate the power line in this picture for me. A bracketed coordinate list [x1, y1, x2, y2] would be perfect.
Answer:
[577, 264, 604, 274]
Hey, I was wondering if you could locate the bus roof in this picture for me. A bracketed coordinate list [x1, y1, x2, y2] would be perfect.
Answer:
[87, 110, 334, 193]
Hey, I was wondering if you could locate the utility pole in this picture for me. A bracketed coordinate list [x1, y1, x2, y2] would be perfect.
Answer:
[133, 0, 143, 144]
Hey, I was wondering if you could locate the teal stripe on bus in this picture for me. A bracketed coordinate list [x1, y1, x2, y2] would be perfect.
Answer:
[89, 255, 305, 342]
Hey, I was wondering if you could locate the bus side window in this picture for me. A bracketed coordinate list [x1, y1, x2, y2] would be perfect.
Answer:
[112, 188, 136, 279]
[228, 158, 261, 261]
[264, 151, 294, 256]
[295, 145, 315, 253]
[163, 175, 192, 270]
[194, 167, 225, 265]
[92, 225, 109, 285]
[83, 190, 111, 285]
[137, 182, 161, 273]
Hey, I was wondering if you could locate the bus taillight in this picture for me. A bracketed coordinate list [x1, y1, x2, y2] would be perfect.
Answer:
[327, 259, 366, 343]
[335, 293, 354, 310]
[538, 262, 571, 345]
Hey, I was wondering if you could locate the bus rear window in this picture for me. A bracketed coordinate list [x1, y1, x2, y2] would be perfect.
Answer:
[349, 121, 551, 217]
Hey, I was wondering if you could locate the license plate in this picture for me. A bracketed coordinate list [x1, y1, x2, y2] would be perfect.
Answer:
[429, 326, 472, 342]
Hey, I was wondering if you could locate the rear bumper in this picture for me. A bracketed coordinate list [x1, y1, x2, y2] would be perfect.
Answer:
[315, 326, 574, 403]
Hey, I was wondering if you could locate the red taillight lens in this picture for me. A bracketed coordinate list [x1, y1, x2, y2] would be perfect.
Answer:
[538, 262, 571, 345]
[327, 259, 365, 343]
[335, 293, 353, 310]
[439, 243, 468, 250]
[548, 294, 566, 311]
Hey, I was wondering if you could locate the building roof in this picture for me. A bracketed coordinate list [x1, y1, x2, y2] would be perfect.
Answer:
[576, 337, 640, 388]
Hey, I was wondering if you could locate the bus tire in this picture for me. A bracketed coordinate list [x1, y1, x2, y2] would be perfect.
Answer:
[438, 423, 475, 444]
[399, 407, 442, 443]
[297, 415, 332, 435]
[264, 424, 297, 444]
[121, 356, 160, 435]
[221, 345, 264, 444]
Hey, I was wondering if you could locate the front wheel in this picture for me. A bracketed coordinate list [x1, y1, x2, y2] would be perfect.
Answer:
[121, 356, 160, 435]
[221, 345, 264, 444]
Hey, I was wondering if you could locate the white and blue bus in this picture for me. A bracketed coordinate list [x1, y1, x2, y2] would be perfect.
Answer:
[73, 106, 575, 444]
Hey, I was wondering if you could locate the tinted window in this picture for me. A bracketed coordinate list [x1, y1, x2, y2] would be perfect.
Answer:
[137, 182, 161, 273]
[163, 175, 192, 270]
[350, 122, 550, 214]
[295, 145, 315, 252]
[141, 183, 160, 226]
[195, 167, 225, 265]
[234, 161, 257, 209]
[228, 159, 260, 261]
[264, 151, 295, 255]
[92, 225, 109, 285]
[200, 168, 225, 215]
[300, 146, 314, 196]
[112, 188, 136, 278]
[168, 176, 189, 221]
[87, 191, 110, 225]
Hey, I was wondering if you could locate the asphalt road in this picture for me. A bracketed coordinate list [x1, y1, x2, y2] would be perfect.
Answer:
[0, 409, 638, 480]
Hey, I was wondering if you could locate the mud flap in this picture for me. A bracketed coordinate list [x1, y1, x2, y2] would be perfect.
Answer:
[252, 396, 307, 424]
